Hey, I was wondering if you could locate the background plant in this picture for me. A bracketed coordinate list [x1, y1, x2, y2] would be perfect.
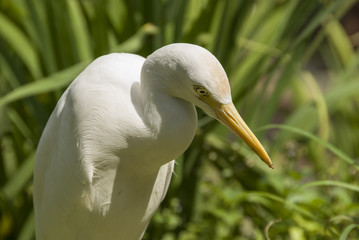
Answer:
[0, 0, 359, 239]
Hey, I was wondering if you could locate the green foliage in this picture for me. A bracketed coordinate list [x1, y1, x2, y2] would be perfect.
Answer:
[1, 0, 359, 239]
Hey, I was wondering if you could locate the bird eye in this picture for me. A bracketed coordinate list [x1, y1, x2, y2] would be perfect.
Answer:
[194, 87, 208, 96]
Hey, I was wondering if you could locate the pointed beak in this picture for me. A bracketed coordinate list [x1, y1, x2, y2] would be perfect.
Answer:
[214, 103, 273, 168]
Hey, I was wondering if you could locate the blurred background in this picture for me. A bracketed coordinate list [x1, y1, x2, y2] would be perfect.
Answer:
[1, 0, 359, 239]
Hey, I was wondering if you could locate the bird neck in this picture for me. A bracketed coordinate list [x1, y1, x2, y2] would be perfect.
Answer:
[140, 67, 198, 164]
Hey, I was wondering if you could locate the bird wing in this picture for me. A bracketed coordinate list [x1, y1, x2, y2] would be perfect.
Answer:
[34, 53, 150, 239]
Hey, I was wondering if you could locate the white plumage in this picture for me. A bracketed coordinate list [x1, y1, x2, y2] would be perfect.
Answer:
[34, 43, 272, 240]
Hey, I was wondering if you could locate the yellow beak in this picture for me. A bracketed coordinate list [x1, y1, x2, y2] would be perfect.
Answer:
[215, 103, 273, 168]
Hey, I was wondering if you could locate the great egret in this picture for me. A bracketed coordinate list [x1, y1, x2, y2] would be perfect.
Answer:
[34, 43, 272, 240]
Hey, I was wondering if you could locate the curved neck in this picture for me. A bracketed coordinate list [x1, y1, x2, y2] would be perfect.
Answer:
[140, 63, 198, 163]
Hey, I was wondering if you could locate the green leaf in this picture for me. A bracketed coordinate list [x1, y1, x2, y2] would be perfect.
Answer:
[0, 12, 41, 78]
[17, 211, 35, 240]
[0, 61, 89, 109]
[339, 224, 359, 240]
[299, 180, 359, 193]
[324, 17, 355, 68]
[243, 191, 316, 219]
[262, 124, 359, 170]
[2, 152, 35, 200]
[67, 0, 93, 61]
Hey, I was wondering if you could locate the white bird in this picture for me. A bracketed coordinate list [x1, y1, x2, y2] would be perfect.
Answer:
[34, 43, 273, 240]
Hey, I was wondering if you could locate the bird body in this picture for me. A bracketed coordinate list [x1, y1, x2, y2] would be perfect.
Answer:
[34, 44, 272, 239]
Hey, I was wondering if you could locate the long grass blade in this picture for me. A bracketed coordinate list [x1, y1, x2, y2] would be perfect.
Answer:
[0, 61, 89, 109]
[261, 124, 358, 169]
[17, 211, 35, 240]
[298, 180, 359, 193]
[339, 224, 359, 240]
[0, 12, 41, 78]
[2, 152, 35, 200]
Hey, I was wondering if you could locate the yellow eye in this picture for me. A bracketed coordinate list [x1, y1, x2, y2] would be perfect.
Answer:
[194, 87, 208, 96]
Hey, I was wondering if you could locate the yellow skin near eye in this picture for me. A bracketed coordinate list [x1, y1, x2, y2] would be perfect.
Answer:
[194, 86, 209, 96]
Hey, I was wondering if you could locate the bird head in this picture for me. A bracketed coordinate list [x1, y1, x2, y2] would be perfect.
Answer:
[144, 43, 273, 168]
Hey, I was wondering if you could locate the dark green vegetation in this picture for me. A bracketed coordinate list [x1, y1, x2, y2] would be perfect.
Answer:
[1, 0, 359, 239]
